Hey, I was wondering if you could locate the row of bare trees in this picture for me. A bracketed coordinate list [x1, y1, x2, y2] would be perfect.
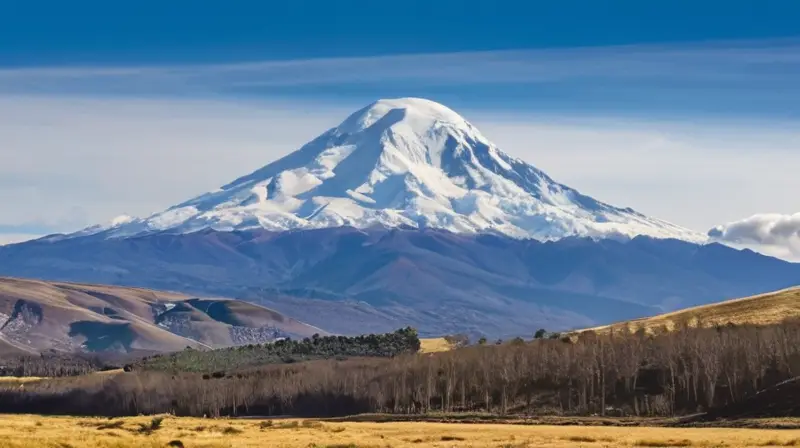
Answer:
[0, 353, 117, 377]
[1, 320, 799, 418]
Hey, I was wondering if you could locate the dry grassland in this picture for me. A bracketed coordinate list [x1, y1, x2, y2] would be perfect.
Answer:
[0, 414, 799, 448]
[0, 369, 123, 386]
[0, 376, 46, 384]
[583, 287, 800, 336]
[419, 338, 455, 353]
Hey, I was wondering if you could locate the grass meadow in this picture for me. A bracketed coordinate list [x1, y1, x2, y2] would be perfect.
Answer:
[0, 414, 799, 448]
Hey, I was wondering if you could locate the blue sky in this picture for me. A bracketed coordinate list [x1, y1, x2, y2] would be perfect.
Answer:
[3, 1, 800, 117]
[4, 0, 800, 65]
[1, 1, 799, 258]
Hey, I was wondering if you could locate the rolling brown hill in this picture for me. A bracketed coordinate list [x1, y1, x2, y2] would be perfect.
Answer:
[581, 286, 800, 335]
[0, 277, 326, 355]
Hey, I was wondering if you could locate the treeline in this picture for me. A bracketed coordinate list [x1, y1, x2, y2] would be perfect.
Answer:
[131, 327, 421, 373]
[0, 353, 118, 377]
[1, 320, 799, 418]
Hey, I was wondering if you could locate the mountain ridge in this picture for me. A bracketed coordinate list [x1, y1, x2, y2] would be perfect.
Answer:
[2, 227, 796, 338]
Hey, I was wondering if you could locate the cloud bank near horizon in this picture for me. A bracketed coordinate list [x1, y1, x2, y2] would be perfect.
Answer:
[710, 213, 800, 261]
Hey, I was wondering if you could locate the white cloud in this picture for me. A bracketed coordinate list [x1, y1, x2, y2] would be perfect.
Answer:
[0, 38, 798, 95]
[2, 94, 800, 240]
[709, 213, 800, 261]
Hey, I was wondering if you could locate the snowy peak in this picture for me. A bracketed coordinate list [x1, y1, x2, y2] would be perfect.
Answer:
[82, 98, 705, 243]
[338, 98, 473, 134]
[222, 97, 491, 194]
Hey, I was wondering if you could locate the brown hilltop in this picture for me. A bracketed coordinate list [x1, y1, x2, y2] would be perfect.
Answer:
[0, 277, 324, 355]
[580, 287, 800, 336]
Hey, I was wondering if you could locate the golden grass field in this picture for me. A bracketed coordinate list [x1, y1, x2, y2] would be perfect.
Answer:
[0, 369, 124, 386]
[0, 376, 46, 384]
[582, 287, 800, 335]
[0, 415, 799, 448]
[420, 337, 456, 353]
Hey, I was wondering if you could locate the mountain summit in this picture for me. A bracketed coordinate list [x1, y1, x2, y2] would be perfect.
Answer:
[81, 98, 703, 242]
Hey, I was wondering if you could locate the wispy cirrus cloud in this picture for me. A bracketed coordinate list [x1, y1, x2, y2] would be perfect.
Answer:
[3, 38, 799, 84]
[0, 38, 799, 117]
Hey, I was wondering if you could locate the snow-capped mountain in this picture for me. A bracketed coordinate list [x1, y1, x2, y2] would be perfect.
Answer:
[79, 98, 704, 242]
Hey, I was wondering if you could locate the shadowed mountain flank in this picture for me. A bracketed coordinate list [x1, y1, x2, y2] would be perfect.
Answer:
[2, 229, 798, 338]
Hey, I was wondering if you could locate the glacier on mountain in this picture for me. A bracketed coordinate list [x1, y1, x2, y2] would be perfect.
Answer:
[77, 98, 705, 243]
